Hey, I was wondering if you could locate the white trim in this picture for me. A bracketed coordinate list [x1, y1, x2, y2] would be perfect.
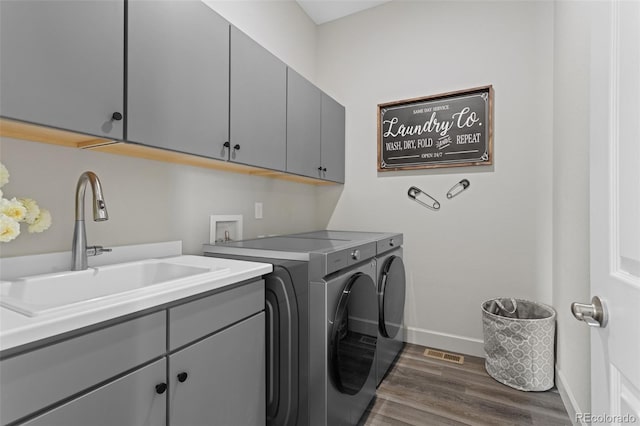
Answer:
[404, 325, 485, 357]
[556, 366, 587, 426]
[608, 0, 621, 279]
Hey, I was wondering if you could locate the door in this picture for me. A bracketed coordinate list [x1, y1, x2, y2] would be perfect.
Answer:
[230, 27, 287, 170]
[0, 0, 124, 139]
[379, 254, 406, 340]
[22, 359, 166, 426]
[286, 69, 322, 179]
[587, 0, 640, 421]
[329, 273, 377, 395]
[127, 0, 229, 159]
[169, 313, 265, 426]
[320, 93, 346, 183]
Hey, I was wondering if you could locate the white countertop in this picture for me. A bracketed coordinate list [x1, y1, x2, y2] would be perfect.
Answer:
[0, 254, 272, 352]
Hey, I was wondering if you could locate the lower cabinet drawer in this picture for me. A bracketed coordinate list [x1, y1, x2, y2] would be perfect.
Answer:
[169, 279, 264, 350]
[0, 311, 165, 425]
[21, 359, 166, 426]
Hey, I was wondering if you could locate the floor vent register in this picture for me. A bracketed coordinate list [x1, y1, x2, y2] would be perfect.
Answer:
[423, 348, 465, 365]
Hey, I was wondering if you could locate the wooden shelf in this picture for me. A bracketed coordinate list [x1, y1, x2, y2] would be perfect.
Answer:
[0, 118, 335, 186]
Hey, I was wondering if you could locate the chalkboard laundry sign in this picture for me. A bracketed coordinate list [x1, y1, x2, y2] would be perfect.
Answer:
[378, 85, 493, 171]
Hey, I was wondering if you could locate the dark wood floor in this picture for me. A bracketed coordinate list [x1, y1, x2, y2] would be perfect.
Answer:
[360, 343, 571, 426]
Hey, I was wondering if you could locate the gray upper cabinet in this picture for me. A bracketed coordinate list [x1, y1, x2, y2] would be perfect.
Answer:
[0, 1, 124, 139]
[286, 69, 322, 179]
[321, 93, 346, 183]
[230, 27, 287, 170]
[286, 69, 346, 183]
[127, 0, 229, 160]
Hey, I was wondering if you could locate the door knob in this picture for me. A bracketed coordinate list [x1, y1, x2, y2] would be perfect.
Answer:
[571, 296, 608, 328]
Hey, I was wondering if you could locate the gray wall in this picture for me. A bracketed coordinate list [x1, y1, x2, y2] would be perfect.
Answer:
[0, 137, 331, 257]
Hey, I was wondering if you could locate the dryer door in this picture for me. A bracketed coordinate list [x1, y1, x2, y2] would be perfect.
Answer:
[379, 255, 406, 339]
[329, 272, 377, 395]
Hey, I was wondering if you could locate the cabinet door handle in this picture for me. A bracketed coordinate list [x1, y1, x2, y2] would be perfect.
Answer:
[322, 167, 327, 172]
[155, 383, 167, 394]
[111, 112, 123, 121]
[233, 144, 241, 151]
[317, 166, 323, 171]
[177, 372, 188, 383]
[223, 141, 230, 149]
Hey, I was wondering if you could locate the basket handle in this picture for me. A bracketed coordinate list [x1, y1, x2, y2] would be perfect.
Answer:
[495, 298, 517, 314]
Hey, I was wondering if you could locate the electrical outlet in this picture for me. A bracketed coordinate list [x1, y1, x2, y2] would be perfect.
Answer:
[255, 202, 263, 219]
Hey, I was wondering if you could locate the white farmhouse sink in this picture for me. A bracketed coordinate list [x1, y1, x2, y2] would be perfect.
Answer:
[0, 259, 230, 317]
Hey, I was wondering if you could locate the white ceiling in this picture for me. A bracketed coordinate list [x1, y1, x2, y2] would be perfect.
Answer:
[295, 0, 391, 25]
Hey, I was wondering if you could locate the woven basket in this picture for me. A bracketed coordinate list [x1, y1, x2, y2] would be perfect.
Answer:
[481, 298, 556, 391]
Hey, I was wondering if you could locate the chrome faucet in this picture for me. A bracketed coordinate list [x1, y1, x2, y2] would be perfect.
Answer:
[71, 171, 111, 271]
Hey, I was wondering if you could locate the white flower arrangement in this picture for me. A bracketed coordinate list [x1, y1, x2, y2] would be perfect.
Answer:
[0, 162, 52, 243]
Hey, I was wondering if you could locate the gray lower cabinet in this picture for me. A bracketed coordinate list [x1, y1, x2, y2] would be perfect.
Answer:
[0, 280, 266, 426]
[320, 93, 346, 183]
[127, 0, 229, 159]
[169, 313, 266, 426]
[230, 27, 287, 171]
[0, 0, 124, 139]
[0, 312, 166, 426]
[21, 359, 167, 426]
[286, 69, 322, 179]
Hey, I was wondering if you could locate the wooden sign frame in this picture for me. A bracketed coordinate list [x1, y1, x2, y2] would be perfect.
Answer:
[377, 85, 494, 171]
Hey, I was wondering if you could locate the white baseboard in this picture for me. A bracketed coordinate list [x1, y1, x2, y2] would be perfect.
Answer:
[404, 326, 485, 357]
[556, 366, 586, 426]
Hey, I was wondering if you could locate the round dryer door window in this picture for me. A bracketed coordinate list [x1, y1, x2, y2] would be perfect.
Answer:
[329, 273, 377, 395]
[379, 255, 406, 339]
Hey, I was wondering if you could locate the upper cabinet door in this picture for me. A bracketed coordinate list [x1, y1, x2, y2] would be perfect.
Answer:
[230, 27, 287, 171]
[127, 1, 229, 160]
[286, 69, 321, 179]
[0, 1, 124, 139]
[321, 94, 346, 183]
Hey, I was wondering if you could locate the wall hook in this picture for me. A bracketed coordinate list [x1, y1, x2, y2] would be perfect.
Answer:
[408, 186, 440, 211]
[446, 179, 470, 199]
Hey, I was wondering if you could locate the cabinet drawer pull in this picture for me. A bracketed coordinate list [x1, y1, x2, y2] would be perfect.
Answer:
[111, 112, 123, 121]
[177, 372, 188, 383]
[155, 383, 167, 394]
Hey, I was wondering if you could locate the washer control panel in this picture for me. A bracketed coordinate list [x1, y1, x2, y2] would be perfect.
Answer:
[322, 242, 376, 276]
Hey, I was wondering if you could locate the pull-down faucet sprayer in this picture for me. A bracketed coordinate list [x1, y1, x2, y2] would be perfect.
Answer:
[71, 171, 111, 271]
